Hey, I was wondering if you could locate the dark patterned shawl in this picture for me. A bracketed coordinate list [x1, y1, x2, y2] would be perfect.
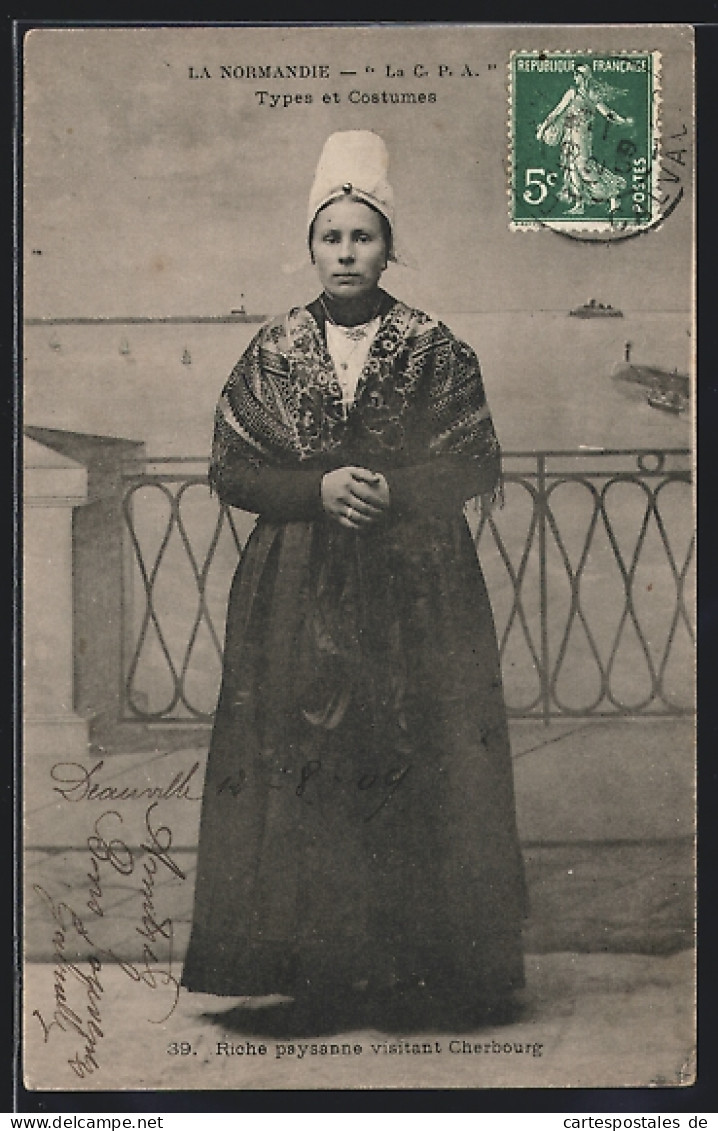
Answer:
[210, 292, 501, 503]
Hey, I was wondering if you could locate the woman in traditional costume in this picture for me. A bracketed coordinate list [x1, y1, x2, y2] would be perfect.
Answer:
[181, 131, 527, 1029]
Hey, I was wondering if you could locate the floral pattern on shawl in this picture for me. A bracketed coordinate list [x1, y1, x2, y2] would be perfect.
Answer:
[209, 294, 499, 491]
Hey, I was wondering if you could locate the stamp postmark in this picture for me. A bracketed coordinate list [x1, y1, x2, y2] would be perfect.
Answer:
[509, 51, 660, 234]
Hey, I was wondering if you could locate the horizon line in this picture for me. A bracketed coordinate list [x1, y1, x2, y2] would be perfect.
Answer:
[25, 309, 692, 325]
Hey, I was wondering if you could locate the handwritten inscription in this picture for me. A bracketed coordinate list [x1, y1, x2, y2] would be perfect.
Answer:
[50, 759, 203, 803]
[216, 759, 411, 821]
[32, 804, 186, 1079]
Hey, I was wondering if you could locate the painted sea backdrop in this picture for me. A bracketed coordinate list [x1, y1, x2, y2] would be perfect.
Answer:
[24, 308, 691, 455]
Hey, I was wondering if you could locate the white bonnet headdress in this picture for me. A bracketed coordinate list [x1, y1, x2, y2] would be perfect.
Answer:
[305, 130, 412, 267]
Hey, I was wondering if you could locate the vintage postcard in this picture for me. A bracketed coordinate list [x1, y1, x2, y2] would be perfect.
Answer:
[21, 24, 695, 1093]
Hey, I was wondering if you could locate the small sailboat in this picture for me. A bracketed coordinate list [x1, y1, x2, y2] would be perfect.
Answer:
[49, 335, 61, 351]
[119, 337, 131, 356]
[181, 347, 192, 366]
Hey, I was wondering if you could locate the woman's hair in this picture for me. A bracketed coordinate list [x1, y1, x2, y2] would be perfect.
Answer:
[308, 197, 393, 261]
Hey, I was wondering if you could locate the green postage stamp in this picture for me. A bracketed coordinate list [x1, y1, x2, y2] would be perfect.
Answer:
[509, 51, 660, 231]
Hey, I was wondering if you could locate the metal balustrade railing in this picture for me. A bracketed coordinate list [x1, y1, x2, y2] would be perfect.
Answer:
[120, 449, 694, 724]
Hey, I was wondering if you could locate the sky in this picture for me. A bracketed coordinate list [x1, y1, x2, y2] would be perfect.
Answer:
[22, 25, 694, 319]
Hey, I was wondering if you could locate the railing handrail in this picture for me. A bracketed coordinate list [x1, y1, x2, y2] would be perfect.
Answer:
[119, 447, 694, 727]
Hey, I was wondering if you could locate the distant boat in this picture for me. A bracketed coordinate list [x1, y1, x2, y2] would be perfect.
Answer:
[227, 310, 266, 322]
[181, 348, 192, 366]
[119, 337, 131, 356]
[646, 385, 688, 415]
[48, 336, 61, 351]
[570, 298, 623, 318]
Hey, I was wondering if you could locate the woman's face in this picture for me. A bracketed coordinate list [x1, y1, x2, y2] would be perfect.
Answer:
[310, 197, 388, 302]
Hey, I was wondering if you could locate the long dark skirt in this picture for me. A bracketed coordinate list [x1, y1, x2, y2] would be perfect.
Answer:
[181, 512, 527, 1003]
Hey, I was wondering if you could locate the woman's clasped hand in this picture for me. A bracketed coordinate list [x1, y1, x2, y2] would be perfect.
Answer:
[321, 465, 391, 531]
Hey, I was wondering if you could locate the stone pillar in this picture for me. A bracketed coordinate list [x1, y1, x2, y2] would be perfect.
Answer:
[24, 426, 147, 751]
[23, 437, 90, 756]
